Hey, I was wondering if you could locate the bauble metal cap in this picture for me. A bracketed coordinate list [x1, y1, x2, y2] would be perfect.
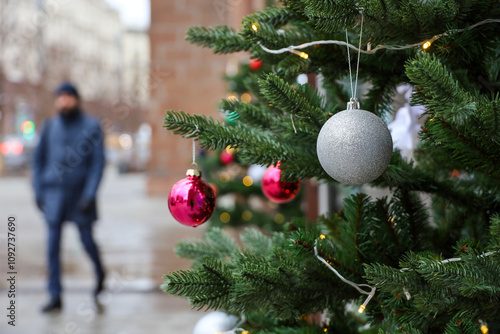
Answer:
[186, 169, 202, 177]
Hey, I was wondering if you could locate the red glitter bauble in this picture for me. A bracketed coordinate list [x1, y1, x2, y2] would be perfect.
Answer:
[220, 150, 234, 165]
[249, 58, 263, 71]
[168, 169, 216, 227]
[261, 163, 300, 203]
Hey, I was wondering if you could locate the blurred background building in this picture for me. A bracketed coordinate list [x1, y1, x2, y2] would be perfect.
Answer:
[0, 0, 268, 188]
[0, 0, 150, 174]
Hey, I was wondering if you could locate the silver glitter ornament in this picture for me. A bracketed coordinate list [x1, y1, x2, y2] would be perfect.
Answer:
[316, 102, 393, 185]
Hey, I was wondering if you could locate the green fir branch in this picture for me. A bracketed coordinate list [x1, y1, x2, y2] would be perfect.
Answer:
[175, 228, 241, 264]
[301, 0, 358, 33]
[259, 73, 328, 129]
[162, 259, 235, 310]
[186, 26, 249, 54]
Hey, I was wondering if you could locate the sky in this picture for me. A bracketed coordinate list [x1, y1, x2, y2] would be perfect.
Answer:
[105, 0, 150, 29]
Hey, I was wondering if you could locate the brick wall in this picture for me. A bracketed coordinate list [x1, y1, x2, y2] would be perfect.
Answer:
[147, 0, 264, 196]
[148, 0, 226, 195]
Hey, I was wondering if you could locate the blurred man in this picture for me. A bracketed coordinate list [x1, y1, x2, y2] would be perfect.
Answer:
[33, 82, 106, 312]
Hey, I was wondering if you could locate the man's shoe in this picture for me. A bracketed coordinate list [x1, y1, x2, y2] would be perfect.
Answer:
[93, 274, 105, 297]
[41, 298, 62, 313]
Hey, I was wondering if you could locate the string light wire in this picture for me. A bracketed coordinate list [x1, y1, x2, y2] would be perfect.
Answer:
[313, 237, 498, 313]
[256, 18, 500, 56]
[313, 239, 376, 313]
[437, 251, 497, 265]
[291, 114, 297, 133]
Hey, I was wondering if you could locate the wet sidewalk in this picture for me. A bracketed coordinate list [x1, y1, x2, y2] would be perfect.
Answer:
[0, 167, 207, 333]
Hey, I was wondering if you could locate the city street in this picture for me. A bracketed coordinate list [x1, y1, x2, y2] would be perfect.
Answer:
[0, 167, 207, 333]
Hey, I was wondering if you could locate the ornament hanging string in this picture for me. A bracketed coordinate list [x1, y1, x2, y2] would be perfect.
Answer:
[345, 9, 364, 102]
[184, 125, 200, 168]
[192, 139, 197, 167]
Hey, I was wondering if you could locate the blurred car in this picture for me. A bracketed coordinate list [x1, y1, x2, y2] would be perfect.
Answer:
[0, 135, 34, 171]
[104, 123, 151, 173]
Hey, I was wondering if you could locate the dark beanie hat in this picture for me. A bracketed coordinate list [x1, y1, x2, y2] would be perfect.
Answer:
[55, 82, 79, 98]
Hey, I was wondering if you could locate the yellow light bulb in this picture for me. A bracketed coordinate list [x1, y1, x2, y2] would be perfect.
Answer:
[289, 49, 309, 59]
[481, 325, 489, 334]
[358, 305, 366, 314]
[225, 145, 237, 154]
[319, 234, 326, 239]
[251, 23, 259, 32]
[299, 52, 309, 59]
[422, 41, 431, 50]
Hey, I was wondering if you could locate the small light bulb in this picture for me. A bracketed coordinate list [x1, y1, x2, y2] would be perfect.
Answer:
[481, 325, 489, 334]
[319, 234, 326, 239]
[225, 145, 237, 154]
[358, 305, 366, 314]
[251, 23, 258, 32]
[289, 49, 309, 59]
[299, 52, 309, 59]
[422, 41, 431, 50]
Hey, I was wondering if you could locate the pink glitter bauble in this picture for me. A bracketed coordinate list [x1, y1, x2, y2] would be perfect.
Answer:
[168, 169, 216, 227]
[261, 163, 300, 203]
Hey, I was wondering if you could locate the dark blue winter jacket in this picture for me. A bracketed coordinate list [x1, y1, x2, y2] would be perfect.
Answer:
[32, 109, 105, 226]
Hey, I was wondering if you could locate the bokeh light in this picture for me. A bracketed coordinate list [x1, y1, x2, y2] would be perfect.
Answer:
[242, 210, 252, 221]
[274, 213, 285, 224]
[242, 176, 253, 187]
[241, 93, 252, 104]
[219, 172, 230, 183]
[220, 212, 230, 223]
[21, 120, 35, 134]
[119, 134, 133, 149]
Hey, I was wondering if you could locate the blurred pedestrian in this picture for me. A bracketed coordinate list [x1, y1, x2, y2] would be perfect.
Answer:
[32, 82, 106, 312]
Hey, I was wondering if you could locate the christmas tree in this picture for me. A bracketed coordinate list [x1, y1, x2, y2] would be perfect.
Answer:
[162, 1, 500, 332]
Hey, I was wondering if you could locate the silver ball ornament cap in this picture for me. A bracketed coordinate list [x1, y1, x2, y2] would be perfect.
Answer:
[316, 108, 393, 185]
